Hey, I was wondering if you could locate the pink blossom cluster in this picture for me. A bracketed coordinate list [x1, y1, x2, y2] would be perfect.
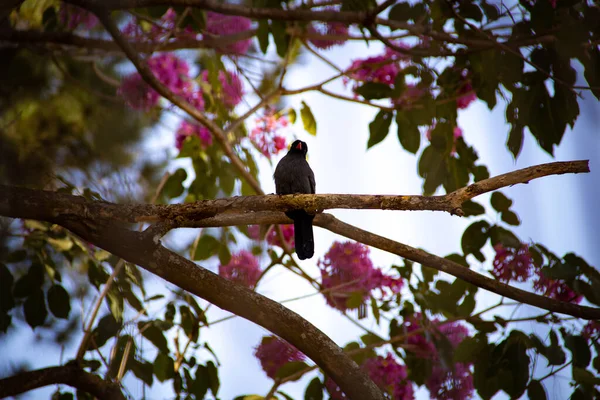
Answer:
[218, 250, 262, 289]
[118, 53, 203, 111]
[343, 42, 413, 99]
[492, 244, 534, 282]
[318, 241, 403, 313]
[175, 120, 213, 150]
[254, 336, 306, 379]
[122, 8, 196, 42]
[205, 12, 253, 54]
[59, 5, 99, 30]
[249, 108, 289, 158]
[200, 70, 244, 109]
[308, 22, 349, 49]
[394, 84, 427, 108]
[456, 80, 477, 109]
[248, 224, 295, 248]
[533, 269, 583, 304]
[582, 321, 600, 339]
[326, 353, 414, 400]
[402, 314, 474, 400]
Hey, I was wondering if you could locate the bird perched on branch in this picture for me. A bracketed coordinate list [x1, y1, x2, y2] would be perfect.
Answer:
[273, 140, 316, 260]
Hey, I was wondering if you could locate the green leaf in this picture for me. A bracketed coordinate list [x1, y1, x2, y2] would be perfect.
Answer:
[180, 305, 199, 341]
[193, 235, 220, 260]
[564, 334, 591, 368]
[257, 20, 270, 54]
[130, 359, 154, 386]
[388, 2, 412, 22]
[47, 284, 70, 319]
[163, 168, 187, 199]
[17, 0, 59, 29]
[24, 288, 47, 329]
[461, 220, 490, 262]
[396, 110, 420, 154]
[87, 261, 109, 289]
[488, 225, 521, 248]
[190, 365, 209, 399]
[275, 361, 309, 381]
[47, 236, 73, 252]
[461, 200, 485, 216]
[271, 20, 289, 58]
[501, 210, 520, 226]
[207, 360, 220, 395]
[140, 321, 169, 353]
[304, 377, 323, 400]
[490, 192, 512, 212]
[153, 353, 175, 382]
[418, 146, 447, 195]
[546, 329, 566, 366]
[300, 101, 317, 136]
[355, 82, 394, 100]
[367, 110, 393, 149]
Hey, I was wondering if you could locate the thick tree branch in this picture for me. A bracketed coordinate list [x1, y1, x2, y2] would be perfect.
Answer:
[50, 212, 384, 399]
[0, 28, 256, 54]
[0, 160, 587, 225]
[0, 363, 125, 400]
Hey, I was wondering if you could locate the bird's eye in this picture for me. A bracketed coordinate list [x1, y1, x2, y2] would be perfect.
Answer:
[296, 142, 302, 150]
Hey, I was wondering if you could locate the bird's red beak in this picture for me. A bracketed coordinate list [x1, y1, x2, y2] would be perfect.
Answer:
[295, 142, 302, 150]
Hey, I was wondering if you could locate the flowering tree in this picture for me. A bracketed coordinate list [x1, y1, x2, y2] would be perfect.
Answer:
[0, 1, 599, 399]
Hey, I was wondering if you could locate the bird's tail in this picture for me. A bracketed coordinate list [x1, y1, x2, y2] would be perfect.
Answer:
[287, 210, 314, 260]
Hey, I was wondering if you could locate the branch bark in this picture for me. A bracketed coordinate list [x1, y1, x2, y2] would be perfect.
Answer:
[0, 160, 587, 224]
[0, 363, 125, 400]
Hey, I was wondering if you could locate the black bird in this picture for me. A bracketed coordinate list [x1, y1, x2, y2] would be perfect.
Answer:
[274, 140, 316, 260]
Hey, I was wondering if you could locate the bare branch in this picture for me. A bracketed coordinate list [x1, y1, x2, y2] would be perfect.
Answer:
[315, 213, 600, 320]
[0, 363, 125, 400]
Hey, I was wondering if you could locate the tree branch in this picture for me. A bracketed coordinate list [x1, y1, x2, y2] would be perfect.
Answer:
[315, 213, 600, 320]
[0, 363, 125, 400]
[0, 27, 256, 54]
[0, 160, 587, 225]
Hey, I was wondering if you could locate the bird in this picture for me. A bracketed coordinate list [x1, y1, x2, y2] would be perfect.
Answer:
[273, 140, 316, 260]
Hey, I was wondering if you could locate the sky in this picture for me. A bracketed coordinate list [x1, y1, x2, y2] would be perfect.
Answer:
[4, 21, 600, 400]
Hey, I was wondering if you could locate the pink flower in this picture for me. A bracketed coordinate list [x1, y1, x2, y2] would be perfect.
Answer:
[318, 241, 403, 313]
[428, 362, 474, 400]
[393, 84, 425, 108]
[118, 54, 195, 111]
[402, 315, 474, 400]
[345, 55, 401, 90]
[248, 224, 295, 248]
[218, 250, 262, 289]
[254, 336, 306, 379]
[205, 12, 253, 54]
[122, 8, 196, 42]
[325, 354, 414, 400]
[582, 321, 600, 339]
[249, 108, 289, 158]
[201, 70, 244, 109]
[308, 22, 349, 49]
[492, 244, 534, 283]
[533, 268, 582, 303]
[456, 81, 476, 109]
[175, 120, 213, 150]
[118, 73, 160, 111]
[59, 5, 98, 30]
